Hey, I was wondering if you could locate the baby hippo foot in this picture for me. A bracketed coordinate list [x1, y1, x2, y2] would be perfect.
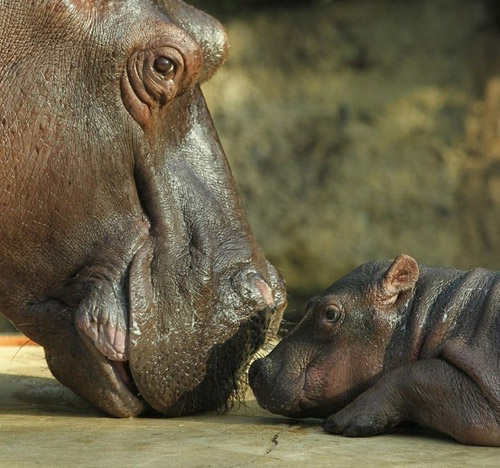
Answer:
[323, 391, 403, 437]
[73, 265, 129, 362]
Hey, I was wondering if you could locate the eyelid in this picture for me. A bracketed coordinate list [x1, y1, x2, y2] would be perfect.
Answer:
[324, 304, 341, 316]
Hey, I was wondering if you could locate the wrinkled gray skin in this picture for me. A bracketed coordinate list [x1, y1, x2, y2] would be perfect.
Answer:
[250, 255, 500, 446]
[0, 0, 286, 417]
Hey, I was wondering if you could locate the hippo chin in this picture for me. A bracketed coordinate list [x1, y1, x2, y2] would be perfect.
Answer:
[250, 255, 500, 446]
[0, 0, 286, 417]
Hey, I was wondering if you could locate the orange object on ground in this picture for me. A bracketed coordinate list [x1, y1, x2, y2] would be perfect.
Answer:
[0, 335, 39, 346]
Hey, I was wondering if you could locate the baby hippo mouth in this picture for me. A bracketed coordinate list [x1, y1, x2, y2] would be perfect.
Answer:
[249, 357, 313, 417]
[73, 257, 282, 416]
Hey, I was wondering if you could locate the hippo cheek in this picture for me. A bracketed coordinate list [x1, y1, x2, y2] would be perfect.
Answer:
[297, 363, 351, 418]
[297, 349, 377, 418]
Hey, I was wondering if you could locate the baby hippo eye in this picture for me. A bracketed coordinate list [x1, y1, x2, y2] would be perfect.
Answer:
[324, 305, 342, 323]
[153, 56, 176, 78]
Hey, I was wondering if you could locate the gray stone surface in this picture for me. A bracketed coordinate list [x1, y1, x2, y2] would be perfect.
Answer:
[1, 345, 499, 467]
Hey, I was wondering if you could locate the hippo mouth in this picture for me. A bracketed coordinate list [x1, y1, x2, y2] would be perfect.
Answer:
[68, 236, 285, 417]
[252, 372, 328, 420]
[250, 354, 331, 419]
[109, 361, 141, 403]
[70, 327, 147, 415]
[74, 302, 278, 417]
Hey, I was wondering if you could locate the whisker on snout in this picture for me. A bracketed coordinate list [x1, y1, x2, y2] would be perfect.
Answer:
[278, 320, 299, 338]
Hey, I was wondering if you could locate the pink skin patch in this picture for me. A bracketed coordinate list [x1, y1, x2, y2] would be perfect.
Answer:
[76, 317, 128, 362]
[255, 279, 275, 308]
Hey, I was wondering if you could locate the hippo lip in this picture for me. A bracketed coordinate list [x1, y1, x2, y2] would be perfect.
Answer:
[103, 358, 147, 412]
[76, 330, 147, 415]
[252, 362, 322, 418]
[110, 360, 140, 397]
[265, 389, 321, 419]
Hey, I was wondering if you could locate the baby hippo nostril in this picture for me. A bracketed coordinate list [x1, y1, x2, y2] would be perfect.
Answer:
[232, 268, 275, 310]
[248, 358, 269, 389]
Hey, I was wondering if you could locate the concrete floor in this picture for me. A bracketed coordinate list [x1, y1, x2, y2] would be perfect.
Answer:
[1, 345, 499, 467]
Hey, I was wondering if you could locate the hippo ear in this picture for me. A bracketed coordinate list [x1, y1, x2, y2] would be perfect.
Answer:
[380, 254, 419, 302]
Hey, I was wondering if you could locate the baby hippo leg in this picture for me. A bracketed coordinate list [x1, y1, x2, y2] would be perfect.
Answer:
[324, 359, 500, 446]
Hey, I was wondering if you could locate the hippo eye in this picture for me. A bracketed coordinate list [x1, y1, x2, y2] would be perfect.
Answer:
[323, 306, 342, 324]
[153, 56, 176, 78]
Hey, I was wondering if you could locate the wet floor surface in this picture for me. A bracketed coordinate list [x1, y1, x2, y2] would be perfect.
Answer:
[1, 345, 499, 467]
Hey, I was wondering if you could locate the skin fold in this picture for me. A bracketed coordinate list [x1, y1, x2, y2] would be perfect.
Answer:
[0, 0, 286, 417]
[250, 254, 500, 446]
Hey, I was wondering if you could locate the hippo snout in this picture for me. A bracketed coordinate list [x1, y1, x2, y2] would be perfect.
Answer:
[249, 355, 301, 414]
[248, 358, 274, 409]
[249, 355, 308, 417]
[249, 358, 270, 387]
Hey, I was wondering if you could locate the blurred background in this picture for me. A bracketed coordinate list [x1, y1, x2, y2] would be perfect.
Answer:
[1, 0, 499, 331]
[194, 0, 500, 320]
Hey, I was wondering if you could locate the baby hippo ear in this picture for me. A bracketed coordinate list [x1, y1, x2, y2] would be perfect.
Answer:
[380, 254, 419, 302]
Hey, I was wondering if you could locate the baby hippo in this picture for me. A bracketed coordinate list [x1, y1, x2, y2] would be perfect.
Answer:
[249, 254, 500, 446]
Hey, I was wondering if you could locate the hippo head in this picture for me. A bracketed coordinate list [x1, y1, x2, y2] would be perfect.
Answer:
[249, 255, 419, 418]
[0, 0, 286, 417]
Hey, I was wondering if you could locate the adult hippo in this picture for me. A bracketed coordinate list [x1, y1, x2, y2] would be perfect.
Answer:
[0, 0, 286, 417]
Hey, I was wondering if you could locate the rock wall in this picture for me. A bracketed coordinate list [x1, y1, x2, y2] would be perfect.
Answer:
[199, 0, 500, 316]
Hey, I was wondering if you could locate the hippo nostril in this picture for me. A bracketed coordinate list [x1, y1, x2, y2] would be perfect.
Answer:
[248, 358, 268, 387]
[255, 278, 274, 308]
[266, 261, 287, 310]
[231, 268, 275, 310]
